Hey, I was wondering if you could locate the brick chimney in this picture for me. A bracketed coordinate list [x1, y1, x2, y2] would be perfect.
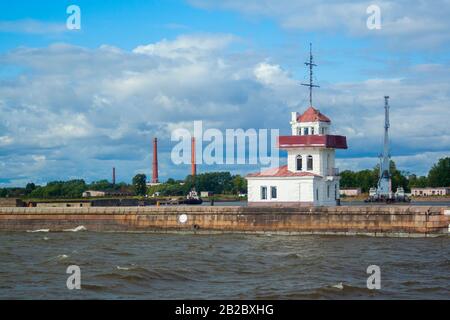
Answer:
[191, 137, 196, 177]
[152, 137, 159, 183]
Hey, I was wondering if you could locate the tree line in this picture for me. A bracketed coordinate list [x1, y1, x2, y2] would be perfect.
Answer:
[0, 179, 131, 199]
[340, 157, 449, 192]
[146, 172, 247, 197]
[0, 157, 448, 198]
[0, 172, 247, 198]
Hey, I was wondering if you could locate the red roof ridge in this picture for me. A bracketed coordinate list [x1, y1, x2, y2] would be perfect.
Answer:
[297, 106, 331, 123]
[246, 165, 322, 178]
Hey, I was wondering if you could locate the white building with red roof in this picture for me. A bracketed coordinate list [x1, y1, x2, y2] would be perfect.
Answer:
[246, 106, 347, 206]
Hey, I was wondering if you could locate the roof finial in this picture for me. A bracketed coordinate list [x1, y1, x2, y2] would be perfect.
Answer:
[301, 43, 319, 107]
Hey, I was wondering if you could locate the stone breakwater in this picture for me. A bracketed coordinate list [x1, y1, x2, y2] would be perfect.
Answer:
[0, 206, 449, 237]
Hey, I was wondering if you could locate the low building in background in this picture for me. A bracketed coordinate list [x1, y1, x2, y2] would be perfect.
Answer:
[340, 188, 362, 197]
[200, 191, 213, 198]
[0, 198, 25, 207]
[82, 190, 106, 197]
[82, 190, 133, 198]
[411, 187, 450, 197]
[35, 201, 91, 208]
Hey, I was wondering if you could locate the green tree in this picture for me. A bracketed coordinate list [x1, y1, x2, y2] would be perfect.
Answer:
[339, 160, 408, 193]
[408, 174, 428, 188]
[132, 174, 147, 196]
[185, 172, 234, 194]
[231, 175, 247, 194]
[166, 178, 176, 184]
[427, 157, 450, 187]
[340, 170, 356, 188]
[25, 183, 36, 195]
[28, 180, 86, 198]
[89, 180, 114, 191]
[389, 161, 409, 192]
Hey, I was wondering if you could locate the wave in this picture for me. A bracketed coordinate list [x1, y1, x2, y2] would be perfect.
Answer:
[332, 282, 344, 290]
[255, 283, 375, 299]
[116, 264, 137, 271]
[284, 253, 301, 259]
[82, 284, 109, 292]
[26, 229, 50, 233]
[96, 266, 197, 283]
[63, 226, 87, 232]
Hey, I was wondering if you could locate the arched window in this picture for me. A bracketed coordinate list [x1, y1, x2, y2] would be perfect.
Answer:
[296, 155, 302, 171]
[307, 155, 313, 170]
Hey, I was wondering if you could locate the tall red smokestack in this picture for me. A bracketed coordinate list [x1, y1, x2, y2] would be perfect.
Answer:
[152, 137, 159, 183]
[112, 167, 116, 185]
[191, 137, 196, 177]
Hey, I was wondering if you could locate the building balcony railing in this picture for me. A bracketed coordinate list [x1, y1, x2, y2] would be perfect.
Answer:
[278, 135, 348, 149]
[327, 168, 339, 176]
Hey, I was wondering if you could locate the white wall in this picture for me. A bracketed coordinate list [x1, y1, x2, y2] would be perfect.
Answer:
[287, 148, 335, 176]
[247, 177, 339, 206]
[290, 115, 330, 136]
[247, 178, 315, 203]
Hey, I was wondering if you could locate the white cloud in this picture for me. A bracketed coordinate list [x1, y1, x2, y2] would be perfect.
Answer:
[0, 33, 449, 186]
[133, 33, 236, 61]
[189, 0, 450, 48]
[0, 19, 66, 34]
[0, 135, 13, 146]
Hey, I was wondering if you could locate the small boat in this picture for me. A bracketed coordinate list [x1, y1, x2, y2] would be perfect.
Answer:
[183, 189, 203, 205]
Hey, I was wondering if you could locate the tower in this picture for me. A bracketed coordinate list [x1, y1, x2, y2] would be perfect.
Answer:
[377, 96, 391, 196]
[301, 43, 320, 107]
[152, 137, 159, 184]
[246, 44, 347, 206]
[191, 137, 196, 177]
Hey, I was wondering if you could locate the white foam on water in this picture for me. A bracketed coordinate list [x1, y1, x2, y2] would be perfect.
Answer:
[26, 229, 50, 233]
[43, 236, 49, 241]
[116, 266, 131, 270]
[63, 226, 87, 232]
[116, 263, 136, 271]
[57, 254, 69, 260]
[332, 282, 344, 290]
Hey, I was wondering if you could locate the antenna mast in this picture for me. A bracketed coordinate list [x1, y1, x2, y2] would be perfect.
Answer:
[377, 96, 391, 196]
[301, 43, 320, 107]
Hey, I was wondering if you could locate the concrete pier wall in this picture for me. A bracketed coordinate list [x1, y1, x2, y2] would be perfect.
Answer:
[0, 206, 449, 237]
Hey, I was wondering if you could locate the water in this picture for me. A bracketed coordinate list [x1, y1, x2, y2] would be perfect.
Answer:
[0, 232, 448, 299]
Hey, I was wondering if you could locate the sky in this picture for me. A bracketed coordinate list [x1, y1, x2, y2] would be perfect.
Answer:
[0, 0, 449, 186]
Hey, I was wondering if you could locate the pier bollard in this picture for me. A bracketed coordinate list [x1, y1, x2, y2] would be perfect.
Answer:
[156, 201, 160, 207]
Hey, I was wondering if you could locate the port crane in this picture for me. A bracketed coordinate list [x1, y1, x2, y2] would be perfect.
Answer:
[366, 96, 410, 203]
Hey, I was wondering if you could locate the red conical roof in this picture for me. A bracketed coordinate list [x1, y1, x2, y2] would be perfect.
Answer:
[297, 106, 331, 123]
